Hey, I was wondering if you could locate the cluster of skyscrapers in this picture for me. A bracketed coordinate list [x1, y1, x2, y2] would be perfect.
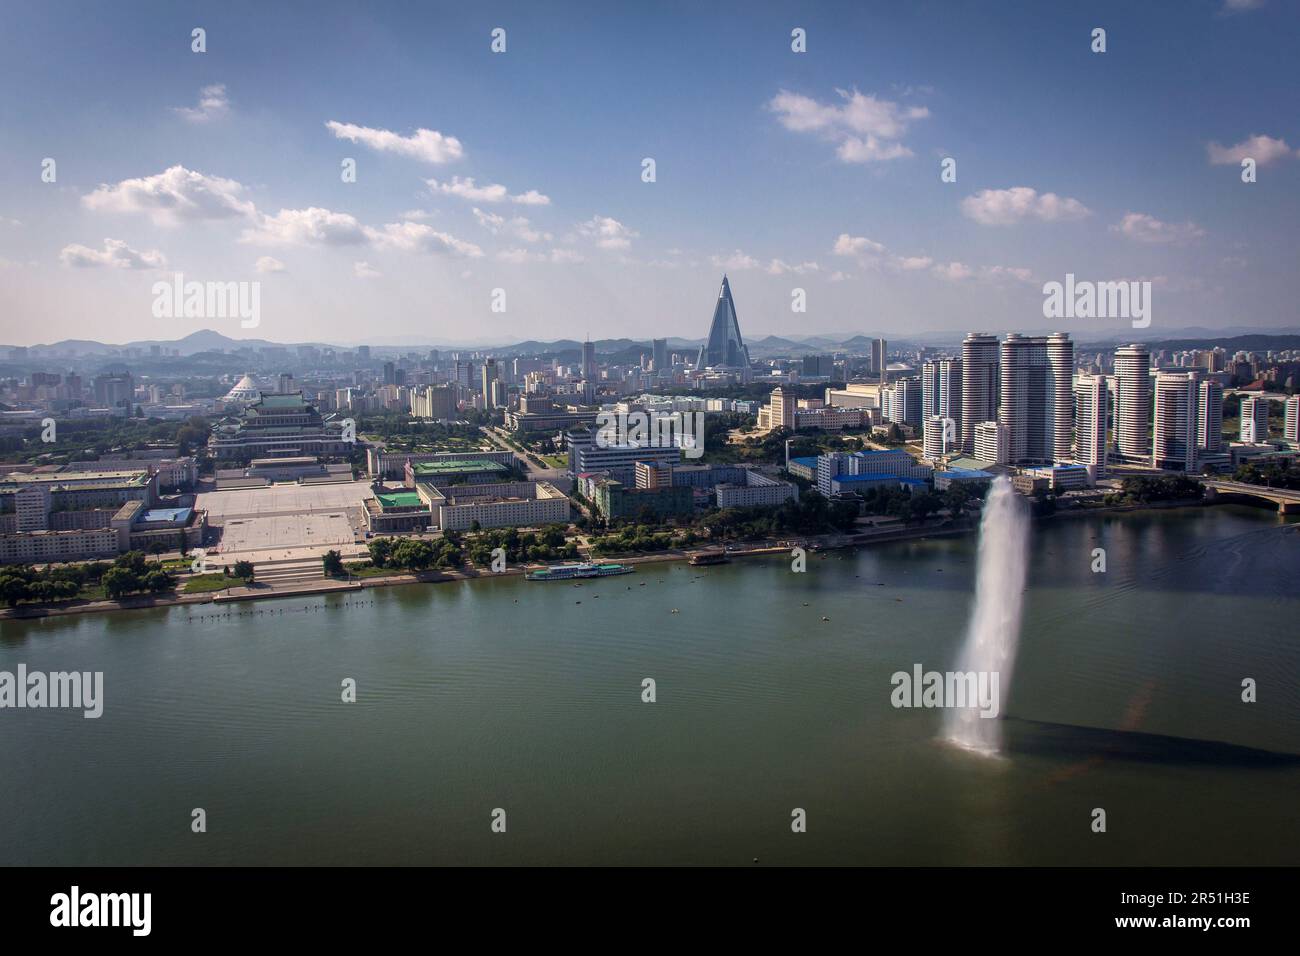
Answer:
[911, 334, 1240, 477]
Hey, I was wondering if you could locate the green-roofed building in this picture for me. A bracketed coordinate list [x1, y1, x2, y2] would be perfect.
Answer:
[405, 457, 511, 489]
[365, 487, 435, 533]
[208, 391, 353, 461]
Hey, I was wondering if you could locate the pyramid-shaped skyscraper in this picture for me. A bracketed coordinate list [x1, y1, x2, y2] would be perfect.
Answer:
[695, 275, 751, 370]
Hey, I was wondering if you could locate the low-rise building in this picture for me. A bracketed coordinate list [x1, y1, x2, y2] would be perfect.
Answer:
[935, 468, 996, 492]
[367, 448, 513, 480]
[405, 457, 512, 489]
[429, 480, 571, 531]
[592, 478, 693, 522]
[364, 489, 435, 533]
[714, 470, 799, 509]
[1026, 463, 1092, 491]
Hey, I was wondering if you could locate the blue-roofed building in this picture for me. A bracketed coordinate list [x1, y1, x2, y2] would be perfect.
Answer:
[829, 473, 932, 495]
[815, 448, 933, 495]
[787, 456, 819, 481]
[934, 468, 995, 492]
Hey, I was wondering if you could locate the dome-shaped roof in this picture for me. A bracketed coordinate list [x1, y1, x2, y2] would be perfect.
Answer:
[224, 373, 261, 403]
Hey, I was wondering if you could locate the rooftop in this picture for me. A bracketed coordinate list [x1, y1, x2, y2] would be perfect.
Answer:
[253, 392, 309, 409]
[140, 507, 193, 524]
[375, 491, 427, 510]
[412, 459, 509, 475]
[1, 470, 151, 488]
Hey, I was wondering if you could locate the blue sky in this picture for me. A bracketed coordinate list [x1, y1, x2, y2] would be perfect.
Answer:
[2, 0, 1297, 347]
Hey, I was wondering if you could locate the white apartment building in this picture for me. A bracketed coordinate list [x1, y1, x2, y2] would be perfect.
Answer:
[1197, 379, 1224, 453]
[714, 471, 798, 509]
[1114, 344, 1152, 462]
[1153, 371, 1201, 472]
[973, 421, 1008, 465]
[1074, 373, 1108, 477]
[1240, 396, 1271, 444]
[960, 333, 999, 454]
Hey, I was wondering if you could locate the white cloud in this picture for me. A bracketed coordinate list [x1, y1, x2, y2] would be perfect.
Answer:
[711, 250, 761, 271]
[829, 271, 851, 282]
[353, 261, 382, 279]
[511, 190, 551, 206]
[768, 87, 928, 163]
[60, 238, 166, 270]
[931, 261, 974, 281]
[428, 176, 551, 206]
[471, 207, 549, 243]
[892, 255, 933, 271]
[982, 265, 1034, 283]
[1222, 0, 1265, 13]
[325, 121, 463, 164]
[368, 221, 484, 258]
[83, 165, 256, 225]
[172, 83, 229, 123]
[399, 209, 433, 220]
[472, 208, 505, 232]
[1206, 134, 1294, 166]
[1112, 212, 1206, 245]
[837, 138, 914, 163]
[577, 215, 638, 249]
[495, 246, 583, 265]
[241, 207, 369, 246]
[497, 247, 542, 264]
[961, 187, 1091, 225]
[766, 258, 821, 275]
[255, 256, 286, 273]
[833, 233, 886, 257]
[429, 176, 508, 203]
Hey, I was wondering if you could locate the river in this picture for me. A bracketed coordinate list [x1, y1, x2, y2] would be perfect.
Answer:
[2, 505, 1297, 865]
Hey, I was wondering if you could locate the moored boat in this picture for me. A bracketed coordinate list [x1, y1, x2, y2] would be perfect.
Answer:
[526, 561, 635, 581]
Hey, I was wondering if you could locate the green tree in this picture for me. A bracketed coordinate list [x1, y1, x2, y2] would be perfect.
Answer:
[232, 560, 255, 582]
[102, 566, 140, 600]
[0, 575, 32, 606]
[322, 550, 345, 576]
[368, 538, 393, 567]
[143, 569, 174, 593]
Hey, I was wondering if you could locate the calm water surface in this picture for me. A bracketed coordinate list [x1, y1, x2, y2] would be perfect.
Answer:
[1, 505, 1297, 865]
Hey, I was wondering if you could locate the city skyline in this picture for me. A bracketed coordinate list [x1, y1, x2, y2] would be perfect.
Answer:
[3, 1, 1300, 346]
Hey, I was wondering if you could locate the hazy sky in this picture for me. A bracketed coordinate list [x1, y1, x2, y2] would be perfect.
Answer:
[2, 0, 1298, 347]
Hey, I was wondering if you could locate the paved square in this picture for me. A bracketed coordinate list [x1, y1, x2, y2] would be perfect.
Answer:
[214, 513, 357, 557]
[195, 481, 375, 560]
[196, 480, 375, 521]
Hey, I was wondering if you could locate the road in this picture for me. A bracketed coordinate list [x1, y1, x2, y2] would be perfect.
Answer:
[480, 425, 570, 488]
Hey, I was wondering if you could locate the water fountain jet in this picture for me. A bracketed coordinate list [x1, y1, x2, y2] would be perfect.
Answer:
[944, 475, 1030, 754]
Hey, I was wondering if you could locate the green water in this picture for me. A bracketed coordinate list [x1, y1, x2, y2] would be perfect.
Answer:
[1, 505, 1297, 865]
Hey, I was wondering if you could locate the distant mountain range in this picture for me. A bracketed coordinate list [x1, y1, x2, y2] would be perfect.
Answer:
[5, 326, 1299, 363]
